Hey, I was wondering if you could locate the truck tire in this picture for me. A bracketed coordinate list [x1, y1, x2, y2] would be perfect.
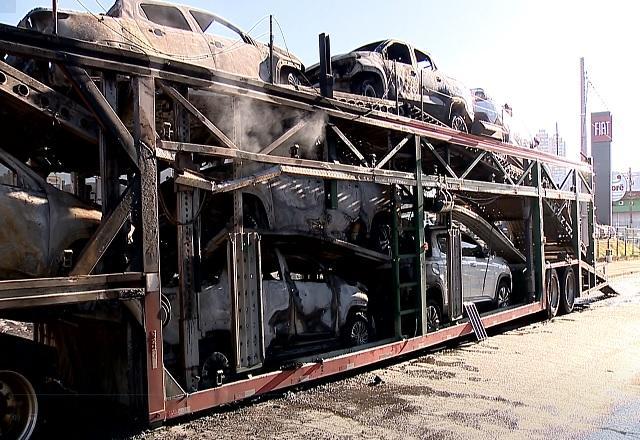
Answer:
[0, 370, 39, 440]
[353, 77, 382, 99]
[546, 269, 560, 318]
[560, 267, 576, 314]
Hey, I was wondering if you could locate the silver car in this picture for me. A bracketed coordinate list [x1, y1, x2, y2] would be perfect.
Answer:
[425, 226, 512, 331]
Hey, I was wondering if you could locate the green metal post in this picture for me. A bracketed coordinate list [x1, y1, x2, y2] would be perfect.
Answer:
[390, 184, 401, 337]
[571, 170, 582, 294]
[413, 135, 427, 335]
[531, 161, 545, 302]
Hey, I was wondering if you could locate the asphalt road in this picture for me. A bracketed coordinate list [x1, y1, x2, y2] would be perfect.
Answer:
[134, 271, 640, 440]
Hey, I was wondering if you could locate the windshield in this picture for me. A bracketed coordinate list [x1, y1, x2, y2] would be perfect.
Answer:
[191, 10, 246, 42]
[353, 41, 384, 52]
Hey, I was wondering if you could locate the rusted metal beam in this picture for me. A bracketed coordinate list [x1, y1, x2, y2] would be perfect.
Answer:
[175, 166, 282, 194]
[516, 160, 537, 186]
[158, 81, 238, 151]
[459, 151, 486, 179]
[487, 151, 515, 186]
[70, 183, 135, 276]
[0, 60, 97, 143]
[375, 135, 410, 169]
[258, 120, 308, 155]
[330, 125, 367, 165]
[422, 141, 458, 179]
[62, 65, 139, 167]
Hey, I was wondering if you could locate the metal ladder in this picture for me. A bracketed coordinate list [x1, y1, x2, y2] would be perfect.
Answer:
[464, 302, 487, 342]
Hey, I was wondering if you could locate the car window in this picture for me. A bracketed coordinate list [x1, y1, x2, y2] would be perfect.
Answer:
[262, 251, 282, 281]
[415, 49, 433, 70]
[0, 160, 18, 186]
[385, 42, 412, 65]
[191, 11, 244, 41]
[286, 256, 324, 282]
[461, 239, 478, 257]
[436, 234, 448, 256]
[354, 40, 385, 52]
[140, 4, 192, 31]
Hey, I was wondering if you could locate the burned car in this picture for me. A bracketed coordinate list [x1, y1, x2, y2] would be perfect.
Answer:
[16, 0, 304, 84]
[0, 147, 101, 279]
[470, 88, 511, 142]
[163, 241, 373, 386]
[308, 39, 474, 131]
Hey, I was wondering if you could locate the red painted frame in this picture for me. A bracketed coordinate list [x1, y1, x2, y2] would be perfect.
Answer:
[149, 300, 544, 421]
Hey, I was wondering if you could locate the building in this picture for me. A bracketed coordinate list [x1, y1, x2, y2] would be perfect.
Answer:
[535, 128, 567, 186]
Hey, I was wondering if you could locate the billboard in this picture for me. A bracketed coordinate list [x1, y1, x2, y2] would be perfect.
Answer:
[611, 173, 628, 202]
[592, 112, 613, 143]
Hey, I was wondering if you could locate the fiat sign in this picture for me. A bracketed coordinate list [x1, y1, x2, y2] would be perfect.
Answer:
[592, 112, 613, 143]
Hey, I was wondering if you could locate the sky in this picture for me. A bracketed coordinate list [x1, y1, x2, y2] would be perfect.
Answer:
[1, 0, 638, 171]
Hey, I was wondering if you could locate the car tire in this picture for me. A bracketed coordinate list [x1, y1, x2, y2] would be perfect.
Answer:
[344, 312, 371, 346]
[425, 299, 442, 333]
[0, 369, 39, 440]
[450, 111, 469, 133]
[560, 267, 576, 314]
[354, 78, 381, 99]
[369, 220, 392, 255]
[496, 279, 511, 308]
[546, 269, 560, 319]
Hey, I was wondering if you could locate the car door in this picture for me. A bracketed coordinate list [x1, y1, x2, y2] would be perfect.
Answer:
[414, 48, 448, 122]
[460, 236, 479, 300]
[284, 255, 335, 339]
[0, 154, 50, 279]
[381, 41, 419, 101]
[135, 2, 214, 70]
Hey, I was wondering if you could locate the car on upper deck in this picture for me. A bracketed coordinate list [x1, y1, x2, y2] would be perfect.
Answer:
[307, 39, 475, 132]
[16, 0, 304, 85]
[470, 87, 511, 142]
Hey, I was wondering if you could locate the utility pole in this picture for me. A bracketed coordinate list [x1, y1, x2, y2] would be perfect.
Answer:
[580, 57, 587, 158]
[629, 167, 633, 227]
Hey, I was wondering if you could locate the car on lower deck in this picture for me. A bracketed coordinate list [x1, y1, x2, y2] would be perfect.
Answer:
[162, 241, 373, 387]
[423, 226, 512, 331]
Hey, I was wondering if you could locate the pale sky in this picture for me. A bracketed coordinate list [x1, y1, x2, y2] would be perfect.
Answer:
[1, 0, 638, 171]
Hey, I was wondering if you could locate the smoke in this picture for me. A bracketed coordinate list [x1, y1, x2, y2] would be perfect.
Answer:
[190, 92, 327, 158]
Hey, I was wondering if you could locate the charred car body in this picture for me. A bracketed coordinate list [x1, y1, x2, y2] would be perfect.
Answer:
[307, 39, 475, 131]
[16, 0, 304, 84]
[163, 239, 373, 387]
[0, 148, 101, 279]
[470, 87, 511, 142]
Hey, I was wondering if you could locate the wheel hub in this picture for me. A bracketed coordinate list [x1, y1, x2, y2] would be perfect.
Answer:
[0, 372, 38, 440]
[351, 321, 369, 345]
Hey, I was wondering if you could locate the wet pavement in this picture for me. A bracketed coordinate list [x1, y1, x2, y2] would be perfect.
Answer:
[133, 271, 640, 440]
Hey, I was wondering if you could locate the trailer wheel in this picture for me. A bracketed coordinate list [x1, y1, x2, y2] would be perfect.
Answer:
[0, 370, 39, 440]
[546, 269, 560, 318]
[560, 267, 576, 314]
[344, 312, 371, 346]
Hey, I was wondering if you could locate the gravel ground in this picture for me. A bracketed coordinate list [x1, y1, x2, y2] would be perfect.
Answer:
[134, 272, 640, 440]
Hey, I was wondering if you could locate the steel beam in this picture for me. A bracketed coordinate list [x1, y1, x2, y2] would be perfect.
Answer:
[376, 135, 410, 169]
[70, 182, 135, 276]
[423, 141, 458, 178]
[159, 81, 238, 151]
[258, 119, 308, 155]
[0, 60, 97, 143]
[331, 125, 367, 165]
[133, 76, 165, 420]
[175, 167, 282, 194]
[459, 151, 486, 179]
[62, 65, 139, 167]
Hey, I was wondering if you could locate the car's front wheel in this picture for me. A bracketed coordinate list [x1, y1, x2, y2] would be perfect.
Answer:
[344, 312, 371, 346]
[425, 299, 442, 333]
[496, 279, 511, 308]
[353, 77, 382, 99]
[450, 111, 469, 133]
